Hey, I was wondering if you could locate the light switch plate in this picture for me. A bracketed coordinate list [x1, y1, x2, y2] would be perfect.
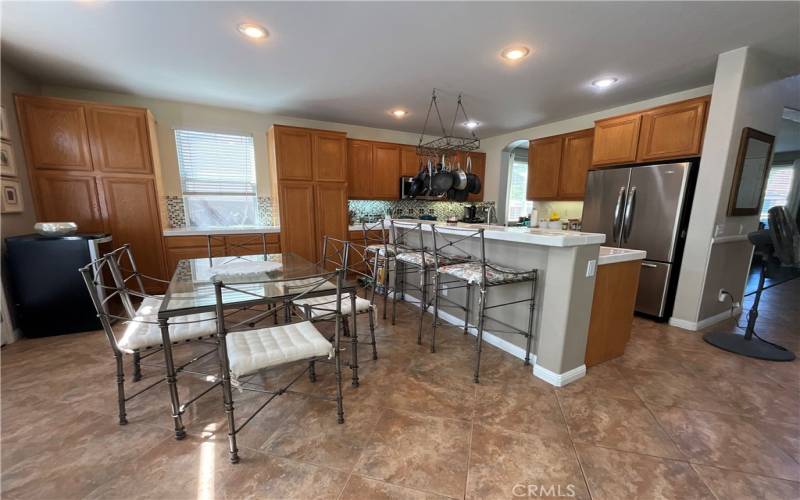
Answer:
[586, 259, 597, 277]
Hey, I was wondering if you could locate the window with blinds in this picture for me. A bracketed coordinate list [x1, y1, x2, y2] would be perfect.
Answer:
[174, 129, 258, 227]
[760, 165, 796, 224]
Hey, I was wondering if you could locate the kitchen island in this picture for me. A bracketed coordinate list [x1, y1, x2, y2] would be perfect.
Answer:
[386, 220, 610, 386]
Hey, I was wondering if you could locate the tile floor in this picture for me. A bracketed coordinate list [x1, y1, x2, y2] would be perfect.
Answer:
[2, 279, 799, 499]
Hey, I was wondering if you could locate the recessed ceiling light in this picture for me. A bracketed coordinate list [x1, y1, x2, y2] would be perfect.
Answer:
[391, 109, 408, 118]
[592, 77, 619, 88]
[501, 47, 530, 61]
[237, 23, 268, 39]
[464, 121, 480, 129]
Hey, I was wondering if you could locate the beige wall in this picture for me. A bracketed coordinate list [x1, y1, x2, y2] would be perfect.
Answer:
[41, 85, 423, 198]
[672, 47, 800, 326]
[1, 61, 40, 238]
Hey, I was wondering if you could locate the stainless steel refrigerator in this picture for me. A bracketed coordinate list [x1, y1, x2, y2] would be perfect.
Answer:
[582, 162, 694, 318]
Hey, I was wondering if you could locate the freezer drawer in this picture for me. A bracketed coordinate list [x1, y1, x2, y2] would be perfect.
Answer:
[635, 261, 672, 317]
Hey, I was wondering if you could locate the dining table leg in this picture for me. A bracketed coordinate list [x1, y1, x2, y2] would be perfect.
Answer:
[158, 318, 186, 440]
[350, 291, 359, 387]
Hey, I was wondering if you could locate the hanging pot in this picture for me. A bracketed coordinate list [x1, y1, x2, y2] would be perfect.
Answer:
[465, 156, 479, 194]
[431, 155, 454, 194]
[453, 187, 469, 201]
[452, 159, 468, 191]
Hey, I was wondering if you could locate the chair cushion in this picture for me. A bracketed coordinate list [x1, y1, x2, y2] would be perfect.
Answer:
[117, 296, 217, 353]
[396, 251, 463, 268]
[437, 261, 536, 285]
[293, 294, 374, 318]
[225, 321, 333, 379]
[365, 244, 396, 256]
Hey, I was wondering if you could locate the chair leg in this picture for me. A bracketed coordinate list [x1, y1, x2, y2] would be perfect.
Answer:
[474, 288, 487, 384]
[391, 261, 401, 325]
[216, 329, 239, 463]
[132, 351, 142, 382]
[382, 257, 390, 320]
[525, 278, 536, 366]
[309, 360, 317, 383]
[368, 308, 378, 360]
[417, 267, 427, 346]
[463, 285, 472, 335]
[334, 317, 345, 424]
[349, 293, 360, 388]
[342, 318, 351, 338]
[431, 273, 439, 353]
[158, 319, 186, 440]
[114, 353, 128, 425]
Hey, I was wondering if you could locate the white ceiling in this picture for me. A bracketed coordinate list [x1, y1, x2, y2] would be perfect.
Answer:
[2, 2, 799, 138]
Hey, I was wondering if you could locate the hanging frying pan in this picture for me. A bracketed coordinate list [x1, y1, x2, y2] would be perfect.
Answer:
[452, 160, 468, 191]
[431, 155, 454, 194]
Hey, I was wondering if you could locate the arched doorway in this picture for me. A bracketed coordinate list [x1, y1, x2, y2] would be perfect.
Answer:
[497, 139, 531, 224]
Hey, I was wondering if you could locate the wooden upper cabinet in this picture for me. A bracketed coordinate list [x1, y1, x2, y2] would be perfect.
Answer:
[33, 173, 105, 232]
[592, 113, 642, 166]
[87, 105, 153, 175]
[400, 146, 422, 177]
[636, 96, 709, 162]
[278, 181, 318, 262]
[372, 143, 400, 199]
[314, 182, 349, 257]
[465, 152, 486, 202]
[527, 136, 563, 200]
[102, 176, 166, 283]
[15, 96, 93, 172]
[274, 126, 313, 181]
[313, 131, 347, 182]
[347, 140, 373, 199]
[558, 129, 594, 199]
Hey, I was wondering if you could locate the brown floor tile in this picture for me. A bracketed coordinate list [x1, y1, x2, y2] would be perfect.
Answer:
[557, 393, 683, 459]
[340, 474, 451, 499]
[576, 443, 715, 500]
[692, 464, 800, 500]
[354, 409, 471, 498]
[555, 363, 639, 401]
[473, 383, 568, 437]
[651, 405, 800, 481]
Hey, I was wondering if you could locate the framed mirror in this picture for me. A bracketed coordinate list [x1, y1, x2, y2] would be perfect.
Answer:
[727, 127, 775, 216]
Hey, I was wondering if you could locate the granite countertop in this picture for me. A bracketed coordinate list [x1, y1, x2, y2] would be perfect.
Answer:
[163, 226, 280, 237]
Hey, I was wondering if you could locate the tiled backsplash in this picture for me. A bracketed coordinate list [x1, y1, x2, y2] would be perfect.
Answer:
[348, 199, 497, 224]
[165, 196, 276, 228]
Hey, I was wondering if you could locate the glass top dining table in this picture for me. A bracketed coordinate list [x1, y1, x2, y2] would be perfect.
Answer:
[157, 252, 359, 320]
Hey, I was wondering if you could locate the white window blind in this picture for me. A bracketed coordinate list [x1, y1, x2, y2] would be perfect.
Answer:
[175, 130, 256, 195]
[760, 165, 795, 224]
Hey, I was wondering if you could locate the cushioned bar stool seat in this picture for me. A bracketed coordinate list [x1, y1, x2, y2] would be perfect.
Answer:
[396, 251, 463, 268]
[365, 244, 396, 256]
[437, 261, 537, 285]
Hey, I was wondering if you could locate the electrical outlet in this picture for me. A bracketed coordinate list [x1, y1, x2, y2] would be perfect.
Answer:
[718, 289, 727, 302]
[714, 224, 725, 237]
[586, 259, 597, 277]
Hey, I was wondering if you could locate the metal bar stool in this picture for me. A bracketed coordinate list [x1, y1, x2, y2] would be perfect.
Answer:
[430, 225, 538, 383]
[361, 219, 395, 321]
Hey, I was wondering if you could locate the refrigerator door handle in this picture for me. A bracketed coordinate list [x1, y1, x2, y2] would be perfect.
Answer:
[622, 186, 637, 242]
[612, 186, 626, 243]
[641, 262, 658, 268]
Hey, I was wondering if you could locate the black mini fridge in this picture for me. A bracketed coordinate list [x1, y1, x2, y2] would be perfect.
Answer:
[4, 233, 112, 337]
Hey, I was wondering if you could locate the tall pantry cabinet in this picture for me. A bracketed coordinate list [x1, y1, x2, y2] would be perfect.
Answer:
[15, 95, 167, 289]
[268, 125, 349, 262]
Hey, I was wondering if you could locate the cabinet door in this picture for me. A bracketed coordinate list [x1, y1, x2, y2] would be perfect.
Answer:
[15, 96, 93, 172]
[164, 246, 224, 275]
[278, 182, 318, 262]
[314, 182, 349, 258]
[33, 173, 105, 232]
[347, 140, 373, 199]
[102, 177, 167, 285]
[592, 114, 642, 166]
[558, 129, 594, 199]
[274, 126, 313, 181]
[466, 152, 486, 201]
[313, 131, 347, 182]
[87, 105, 153, 174]
[400, 146, 422, 177]
[527, 136, 563, 200]
[636, 97, 709, 162]
[372, 143, 400, 199]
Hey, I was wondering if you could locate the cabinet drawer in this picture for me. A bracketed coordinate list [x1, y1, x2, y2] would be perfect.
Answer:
[164, 236, 225, 249]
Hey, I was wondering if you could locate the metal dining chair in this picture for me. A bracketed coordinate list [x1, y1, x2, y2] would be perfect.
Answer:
[361, 219, 395, 320]
[79, 246, 219, 432]
[212, 268, 346, 463]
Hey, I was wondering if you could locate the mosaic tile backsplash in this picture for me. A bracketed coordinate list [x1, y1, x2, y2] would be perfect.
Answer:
[348, 199, 497, 224]
[165, 196, 276, 228]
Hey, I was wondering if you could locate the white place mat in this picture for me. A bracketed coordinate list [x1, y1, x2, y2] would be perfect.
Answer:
[208, 260, 283, 282]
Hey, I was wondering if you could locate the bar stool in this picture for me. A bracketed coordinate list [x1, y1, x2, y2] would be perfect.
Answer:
[390, 221, 466, 345]
[429, 225, 538, 383]
[361, 219, 395, 321]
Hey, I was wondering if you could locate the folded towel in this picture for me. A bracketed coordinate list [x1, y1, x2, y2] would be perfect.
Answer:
[209, 260, 282, 282]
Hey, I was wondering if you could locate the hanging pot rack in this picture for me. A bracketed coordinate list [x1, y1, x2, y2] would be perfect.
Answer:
[416, 89, 480, 159]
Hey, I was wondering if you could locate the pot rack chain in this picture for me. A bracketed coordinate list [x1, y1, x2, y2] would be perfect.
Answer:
[416, 88, 480, 158]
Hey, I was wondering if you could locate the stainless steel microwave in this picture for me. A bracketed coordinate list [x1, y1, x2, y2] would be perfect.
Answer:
[400, 176, 446, 200]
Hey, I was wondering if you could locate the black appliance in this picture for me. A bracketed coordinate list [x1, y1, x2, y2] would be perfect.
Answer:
[4, 233, 112, 337]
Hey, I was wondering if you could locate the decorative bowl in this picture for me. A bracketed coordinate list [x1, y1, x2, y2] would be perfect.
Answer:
[34, 222, 78, 236]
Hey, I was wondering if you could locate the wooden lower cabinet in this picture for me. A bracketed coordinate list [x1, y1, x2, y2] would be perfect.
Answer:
[225, 234, 280, 256]
[584, 260, 642, 367]
[163, 233, 282, 274]
[279, 181, 319, 262]
[102, 177, 167, 289]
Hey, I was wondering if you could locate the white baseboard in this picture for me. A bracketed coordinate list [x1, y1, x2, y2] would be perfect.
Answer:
[668, 307, 740, 331]
[400, 293, 585, 386]
[532, 363, 586, 387]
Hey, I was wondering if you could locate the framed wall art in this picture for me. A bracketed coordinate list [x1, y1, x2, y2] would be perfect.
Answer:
[1, 178, 24, 213]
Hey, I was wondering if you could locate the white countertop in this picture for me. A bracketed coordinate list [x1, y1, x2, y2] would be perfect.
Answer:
[597, 246, 647, 265]
[163, 226, 280, 237]
[387, 219, 605, 247]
